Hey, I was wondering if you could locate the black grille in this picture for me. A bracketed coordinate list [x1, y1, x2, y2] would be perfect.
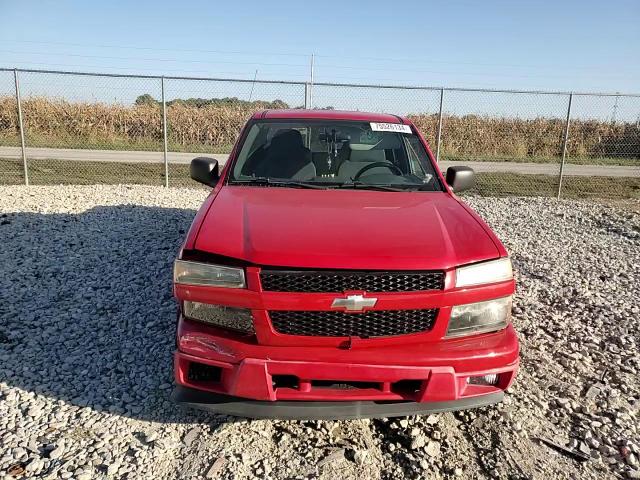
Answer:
[269, 309, 438, 338]
[260, 270, 444, 293]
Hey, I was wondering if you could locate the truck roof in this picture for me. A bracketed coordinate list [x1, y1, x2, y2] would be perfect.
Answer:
[253, 109, 408, 124]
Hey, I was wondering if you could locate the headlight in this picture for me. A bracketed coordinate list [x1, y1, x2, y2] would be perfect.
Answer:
[184, 301, 254, 333]
[446, 296, 512, 338]
[455, 258, 512, 288]
[174, 260, 246, 288]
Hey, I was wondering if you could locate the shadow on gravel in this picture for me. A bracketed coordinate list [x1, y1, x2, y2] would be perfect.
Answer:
[0, 205, 224, 425]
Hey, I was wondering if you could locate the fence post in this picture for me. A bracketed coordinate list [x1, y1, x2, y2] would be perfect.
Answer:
[557, 92, 573, 200]
[308, 54, 314, 109]
[304, 83, 309, 109]
[161, 76, 169, 188]
[435, 88, 445, 163]
[13, 69, 28, 186]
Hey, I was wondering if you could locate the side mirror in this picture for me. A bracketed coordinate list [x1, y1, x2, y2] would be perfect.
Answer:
[446, 166, 475, 193]
[190, 157, 219, 187]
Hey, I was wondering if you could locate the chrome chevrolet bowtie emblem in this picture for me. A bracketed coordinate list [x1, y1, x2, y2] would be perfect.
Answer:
[331, 294, 377, 312]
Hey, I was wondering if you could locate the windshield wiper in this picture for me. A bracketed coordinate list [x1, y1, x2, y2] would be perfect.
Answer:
[392, 183, 435, 191]
[230, 177, 328, 189]
[231, 177, 434, 192]
[337, 182, 412, 192]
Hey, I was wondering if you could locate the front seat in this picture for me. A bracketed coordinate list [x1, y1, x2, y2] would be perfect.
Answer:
[253, 129, 316, 180]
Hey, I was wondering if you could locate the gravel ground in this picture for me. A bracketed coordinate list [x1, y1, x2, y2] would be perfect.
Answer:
[0, 185, 638, 480]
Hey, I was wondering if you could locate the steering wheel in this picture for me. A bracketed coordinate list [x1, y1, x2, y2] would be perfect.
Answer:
[352, 161, 403, 181]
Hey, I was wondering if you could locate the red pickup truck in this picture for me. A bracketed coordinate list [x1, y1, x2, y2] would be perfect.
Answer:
[171, 109, 518, 419]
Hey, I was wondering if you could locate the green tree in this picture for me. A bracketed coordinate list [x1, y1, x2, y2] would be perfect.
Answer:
[135, 94, 158, 106]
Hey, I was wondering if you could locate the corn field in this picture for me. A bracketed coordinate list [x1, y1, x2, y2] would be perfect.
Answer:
[409, 114, 640, 160]
[1, 96, 639, 161]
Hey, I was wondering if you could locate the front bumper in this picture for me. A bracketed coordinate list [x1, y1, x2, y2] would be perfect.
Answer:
[173, 316, 519, 418]
[172, 385, 504, 420]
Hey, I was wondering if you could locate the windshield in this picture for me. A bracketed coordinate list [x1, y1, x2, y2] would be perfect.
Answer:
[229, 120, 443, 191]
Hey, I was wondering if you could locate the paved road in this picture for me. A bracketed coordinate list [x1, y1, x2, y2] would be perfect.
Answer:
[1, 146, 638, 177]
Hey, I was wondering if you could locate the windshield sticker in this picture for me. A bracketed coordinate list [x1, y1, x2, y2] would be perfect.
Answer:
[370, 122, 412, 134]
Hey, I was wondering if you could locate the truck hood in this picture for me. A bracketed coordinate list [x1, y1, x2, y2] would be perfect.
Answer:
[194, 186, 500, 270]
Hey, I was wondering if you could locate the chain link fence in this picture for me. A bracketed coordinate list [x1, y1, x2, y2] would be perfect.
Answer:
[562, 93, 640, 198]
[164, 77, 306, 187]
[1, 68, 639, 198]
[435, 89, 567, 197]
[0, 69, 23, 183]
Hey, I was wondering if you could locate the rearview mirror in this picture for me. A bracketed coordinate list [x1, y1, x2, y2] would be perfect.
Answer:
[446, 166, 475, 193]
[190, 157, 219, 187]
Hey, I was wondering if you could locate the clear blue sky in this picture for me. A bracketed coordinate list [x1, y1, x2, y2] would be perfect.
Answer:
[1, 0, 638, 93]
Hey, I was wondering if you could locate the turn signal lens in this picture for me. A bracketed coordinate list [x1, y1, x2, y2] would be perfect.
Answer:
[183, 301, 254, 334]
[446, 296, 512, 338]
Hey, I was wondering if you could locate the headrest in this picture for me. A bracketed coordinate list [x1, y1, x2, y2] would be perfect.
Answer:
[270, 129, 304, 150]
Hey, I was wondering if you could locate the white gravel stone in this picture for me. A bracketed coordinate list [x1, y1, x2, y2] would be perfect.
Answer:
[425, 441, 441, 458]
[49, 445, 65, 459]
[0, 186, 638, 480]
